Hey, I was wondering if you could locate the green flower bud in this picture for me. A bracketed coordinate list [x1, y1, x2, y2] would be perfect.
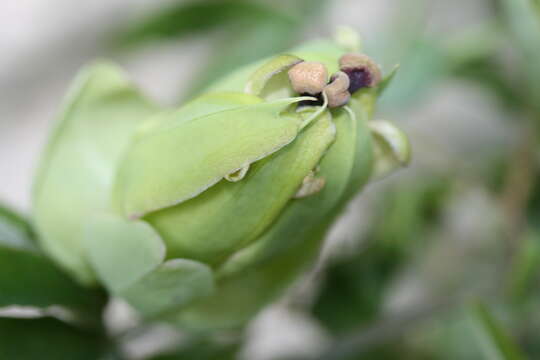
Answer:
[32, 31, 410, 330]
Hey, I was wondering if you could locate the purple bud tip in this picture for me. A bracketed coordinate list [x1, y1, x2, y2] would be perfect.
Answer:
[342, 67, 373, 93]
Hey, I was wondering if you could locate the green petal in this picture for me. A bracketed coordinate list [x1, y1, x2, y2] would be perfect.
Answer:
[172, 227, 326, 331]
[146, 110, 336, 264]
[33, 62, 159, 284]
[244, 54, 302, 96]
[114, 97, 312, 219]
[170, 101, 374, 330]
[219, 99, 373, 277]
[83, 215, 165, 292]
[121, 259, 214, 318]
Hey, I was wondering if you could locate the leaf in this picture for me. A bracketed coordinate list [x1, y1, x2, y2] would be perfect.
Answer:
[146, 109, 335, 263]
[0, 317, 107, 360]
[149, 339, 238, 360]
[0, 204, 35, 247]
[311, 179, 450, 334]
[114, 96, 312, 219]
[185, 16, 299, 97]
[33, 62, 160, 284]
[499, 0, 540, 113]
[0, 205, 106, 318]
[111, 0, 295, 49]
[470, 302, 527, 360]
[121, 259, 214, 318]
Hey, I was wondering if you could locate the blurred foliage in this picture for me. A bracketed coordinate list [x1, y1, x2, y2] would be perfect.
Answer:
[149, 339, 239, 360]
[0, 317, 109, 360]
[470, 302, 527, 360]
[311, 178, 451, 334]
[0, 203, 107, 324]
[112, 0, 326, 97]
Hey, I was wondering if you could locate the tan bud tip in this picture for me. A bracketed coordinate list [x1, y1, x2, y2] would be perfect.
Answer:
[339, 53, 382, 92]
[287, 61, 328, 95]
[324, 71, 351, 108]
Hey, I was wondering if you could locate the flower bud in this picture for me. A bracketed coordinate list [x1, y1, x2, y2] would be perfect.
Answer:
[339, 53, 382, 93]
[287, 61, 328, 95]
[32, 30, 410, 331]
[324, 71, 351, 108]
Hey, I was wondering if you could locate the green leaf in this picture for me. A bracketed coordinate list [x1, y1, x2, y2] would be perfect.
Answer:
[146, 109, 335, 263]
[470, 302, 528, 360]
[0, 317, 107, 360]
[121, 259, 214, 318]
[149, 339, 238, 360]
[500, 0, 540, 112]
[111, 0, 295, 48]
[33, 61, 160, 284]
[0, 205, 106, 317]
[114, 96, 311, 219]
[185, 16, 299, 97]
[0, 204, 35, 247]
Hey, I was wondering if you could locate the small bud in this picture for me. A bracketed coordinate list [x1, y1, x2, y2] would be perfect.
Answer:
[324, 71, 351, 108]
[288, 61, 328, 95]
[339, 53, 382, 93]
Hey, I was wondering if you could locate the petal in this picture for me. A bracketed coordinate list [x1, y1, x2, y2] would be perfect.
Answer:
[146, 110, 336, 264]
[33, 62, 159, 284]
[114, 96, 313, 219]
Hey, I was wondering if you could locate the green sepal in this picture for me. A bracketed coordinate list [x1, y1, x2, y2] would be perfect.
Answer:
[83, 215, 165, 293]
[33, 62, 159, 284]
[84, 215, 214, 317]
[147, 110, 336, 263]
[219, 99, 373, 277]
[114, 96, 313, 219]
[121, 259, 214, 317]
[169, 101, 374, 330]
[244, 54, 302, 96]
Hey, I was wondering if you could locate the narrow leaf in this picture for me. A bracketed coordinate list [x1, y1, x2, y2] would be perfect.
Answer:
[470, 302, 527, 360]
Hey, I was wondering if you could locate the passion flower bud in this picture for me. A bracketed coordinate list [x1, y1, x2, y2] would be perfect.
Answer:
[324, 71, 351, 108]
[287, 61, 328, 95]
[32, 29, 410, 331]
[339, 53, 382, 93]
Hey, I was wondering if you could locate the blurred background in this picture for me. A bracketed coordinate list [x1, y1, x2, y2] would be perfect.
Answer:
[1, 0, 540, 359]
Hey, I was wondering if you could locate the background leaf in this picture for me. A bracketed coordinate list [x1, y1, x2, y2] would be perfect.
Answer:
[470, 302, 527, 360]
[0, 317, 108, 360]
[0, 204, 106, 322]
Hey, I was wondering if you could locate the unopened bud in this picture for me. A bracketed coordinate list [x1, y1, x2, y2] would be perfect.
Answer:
[339, 53, 382, 93]
[324, 71, 351, 108]
[288, 62, 328, 95]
